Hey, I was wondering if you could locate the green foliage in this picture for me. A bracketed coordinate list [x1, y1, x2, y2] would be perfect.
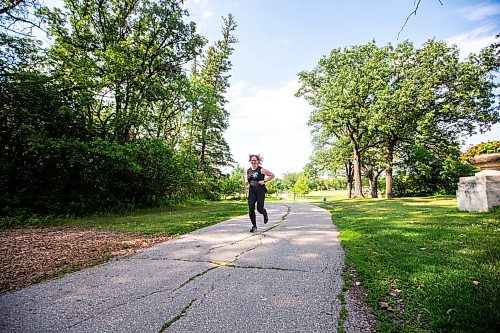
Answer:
[321, 196, 500, 333]
[292, 174, 310, 197]
[219, 165, 245, 199]
[1, 1, 239, 222]
[1, 132, 203, 218]
[0, 0, 46, 73]
[0, 71, 207, 218]
[264, 178, 281, 196]
[460, 140, 500, 162]
[281, 172, 301, 190]
[185, 14, 237, 173]
[438, 157, 478, 194]
[393, 145, 477, 197]
[47, 0, 205, 142]
[298, 39, 499, 198]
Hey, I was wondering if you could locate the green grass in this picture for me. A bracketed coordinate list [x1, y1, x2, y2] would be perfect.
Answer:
[46, 201, 248, 235]
[305, 192, 499, 333]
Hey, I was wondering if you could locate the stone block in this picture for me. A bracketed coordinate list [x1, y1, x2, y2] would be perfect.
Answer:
[456, 170, 500, 212]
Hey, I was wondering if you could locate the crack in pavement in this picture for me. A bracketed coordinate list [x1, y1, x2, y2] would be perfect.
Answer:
[174, 258, 319, 274]
[158, 298, 196, 333]
[204, 242, 227, 256]
[213, 262, 311, 273]
[66, 265, 218, 331]
[228, 204, 291, 263]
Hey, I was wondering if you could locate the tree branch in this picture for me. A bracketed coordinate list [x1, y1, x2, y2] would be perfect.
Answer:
[0, 0, 24, 15]
[398, 0, 444, 39]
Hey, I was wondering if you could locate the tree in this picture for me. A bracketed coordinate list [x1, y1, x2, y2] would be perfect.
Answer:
[47, 0, 205, 142]
[297, 41, 390, 197]
[219, 164, 245, 199]
[185, 14, 237, 173]
[0, 0, 48, 74]
[371, 40, 498, 197]
[265, 178, 281, 197]
[311, 137, 354, 198]
[281, 172, 300, 192]
[292, 174, 310, 199]
[361, 147, 385, 198]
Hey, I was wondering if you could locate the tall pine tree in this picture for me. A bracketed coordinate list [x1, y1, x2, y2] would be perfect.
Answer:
[185, 14, 238, 175]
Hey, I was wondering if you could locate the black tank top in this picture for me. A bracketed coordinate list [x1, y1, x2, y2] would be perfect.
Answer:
[247, 166, 265, 186]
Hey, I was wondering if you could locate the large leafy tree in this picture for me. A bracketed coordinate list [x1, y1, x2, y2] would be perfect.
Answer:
[1, 0, 238, 218]
[47, 0, 205, 142]
[372, 40, 498, 197]
[297, 42, 390, 197]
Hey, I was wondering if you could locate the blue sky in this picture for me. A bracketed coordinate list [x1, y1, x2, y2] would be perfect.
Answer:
[46, 0, 500, 177]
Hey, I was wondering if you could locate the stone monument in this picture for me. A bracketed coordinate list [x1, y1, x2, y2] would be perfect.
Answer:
[457, 153, 500, 212]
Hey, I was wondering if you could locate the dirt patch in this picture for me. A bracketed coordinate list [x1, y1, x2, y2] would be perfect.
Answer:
[0, 227, 173, 294]
[344, 267, 380, 332]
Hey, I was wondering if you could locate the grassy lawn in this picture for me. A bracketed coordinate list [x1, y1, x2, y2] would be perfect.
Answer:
[47, 200, 249, 235]
[305, 191, 499, 333]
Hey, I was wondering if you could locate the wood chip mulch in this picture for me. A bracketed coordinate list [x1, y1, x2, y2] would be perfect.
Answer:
[0, 227, 173, 294]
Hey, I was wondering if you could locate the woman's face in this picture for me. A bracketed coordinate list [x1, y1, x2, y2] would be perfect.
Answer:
[250, 156, 259, 167]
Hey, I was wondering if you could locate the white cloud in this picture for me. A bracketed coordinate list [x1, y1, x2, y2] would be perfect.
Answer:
[446, 25, 497, 58]
[184, 0, 212, 19]
[457, 3, 500, 21]
[225, 80, 314, 178]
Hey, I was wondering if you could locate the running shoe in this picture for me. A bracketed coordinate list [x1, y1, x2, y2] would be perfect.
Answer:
[250, 225, 257, 233]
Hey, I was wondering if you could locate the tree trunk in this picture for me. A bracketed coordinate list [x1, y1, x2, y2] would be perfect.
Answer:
[345, 161, 354, 198]
[385, 141, 395, 198]
[353, 148, 363, 198]
[199, 140, 206, 167]
[370, 174, 379, 198]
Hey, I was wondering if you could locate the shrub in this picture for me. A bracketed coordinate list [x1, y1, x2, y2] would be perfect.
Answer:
[460, 140, 500, 163]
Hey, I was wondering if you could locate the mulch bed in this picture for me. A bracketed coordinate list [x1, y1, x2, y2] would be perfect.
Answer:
[0, 227, 172, 294]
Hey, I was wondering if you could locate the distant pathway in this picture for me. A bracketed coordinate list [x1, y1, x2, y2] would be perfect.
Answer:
[0, 202, 374, 332]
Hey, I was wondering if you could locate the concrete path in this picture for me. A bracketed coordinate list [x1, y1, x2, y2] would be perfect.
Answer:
[0, 203, 353, 333]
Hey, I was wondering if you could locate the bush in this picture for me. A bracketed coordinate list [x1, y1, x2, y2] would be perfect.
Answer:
[1, 136, 203, 217]
[393, 145, 477, 197]
[460, 140, 500, 163]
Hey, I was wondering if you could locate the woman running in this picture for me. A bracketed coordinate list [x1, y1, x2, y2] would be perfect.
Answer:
[245, 154, 275, 232]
